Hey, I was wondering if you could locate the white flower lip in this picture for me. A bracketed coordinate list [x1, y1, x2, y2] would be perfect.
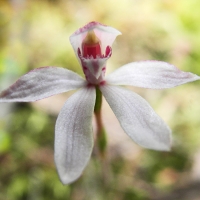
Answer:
[69, 21, 121, 60]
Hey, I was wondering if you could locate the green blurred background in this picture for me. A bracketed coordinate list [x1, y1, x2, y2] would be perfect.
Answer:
[0, 0, 200, 199]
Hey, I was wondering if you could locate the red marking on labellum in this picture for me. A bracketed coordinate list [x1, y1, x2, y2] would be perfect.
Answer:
[105, 46, 111, 57]
[100, 80, 106, 85]
[82, 43, 101, 58]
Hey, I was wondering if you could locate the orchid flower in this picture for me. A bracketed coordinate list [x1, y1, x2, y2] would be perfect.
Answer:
[0, 21, 199, 184]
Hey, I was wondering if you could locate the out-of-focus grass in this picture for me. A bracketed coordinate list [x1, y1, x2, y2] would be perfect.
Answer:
[0, 0, 200, 199]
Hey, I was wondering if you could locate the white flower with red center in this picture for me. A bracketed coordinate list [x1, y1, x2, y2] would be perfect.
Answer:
[0, 21, 199, 184]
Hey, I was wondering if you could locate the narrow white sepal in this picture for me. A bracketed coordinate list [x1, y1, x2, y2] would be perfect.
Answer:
[55, 86, 96, 184]
[0, 67, 86, 102]
[106, 61, 200, 89]
[100, 84, 171, 151]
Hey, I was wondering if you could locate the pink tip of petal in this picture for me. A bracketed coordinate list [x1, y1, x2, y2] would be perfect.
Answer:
[73, 21, 106, 35]
[100, 80, 106, 86]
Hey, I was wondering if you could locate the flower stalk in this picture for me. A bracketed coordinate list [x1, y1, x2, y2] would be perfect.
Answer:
[94, 86, 107, 158]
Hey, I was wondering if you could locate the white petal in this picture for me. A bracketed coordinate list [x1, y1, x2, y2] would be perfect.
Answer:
[0, 67, 86, 102]
[55, 86, 95, 184]
[106, 61, 200, 89]
[70, 21, 121, 59]
[100, 84, 171, 151]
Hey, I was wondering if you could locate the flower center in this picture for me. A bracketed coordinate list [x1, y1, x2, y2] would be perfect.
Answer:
[82, 30, 102, 58]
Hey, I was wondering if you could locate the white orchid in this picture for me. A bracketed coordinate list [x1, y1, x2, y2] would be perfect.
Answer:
[0, 21, 199, 184]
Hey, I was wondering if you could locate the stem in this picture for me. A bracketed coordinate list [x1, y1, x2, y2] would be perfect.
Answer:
[94, 86, 110, 185]
[94, 86, 102, 113]
[94, 86, 107, 157]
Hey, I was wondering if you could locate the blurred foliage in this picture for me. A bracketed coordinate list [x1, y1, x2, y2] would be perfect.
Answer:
[0, 0, 200, 199]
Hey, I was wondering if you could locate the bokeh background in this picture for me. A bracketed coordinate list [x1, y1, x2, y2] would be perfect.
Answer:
[0, 0, 200, 199]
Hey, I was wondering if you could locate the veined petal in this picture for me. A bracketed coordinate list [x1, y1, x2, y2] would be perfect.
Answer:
[106, 61, 200, 89]
[70, 21, 121, 59]
[54, 86, 95, 184]
[100, 84, 171, 151]
[0, 67, 86, 102]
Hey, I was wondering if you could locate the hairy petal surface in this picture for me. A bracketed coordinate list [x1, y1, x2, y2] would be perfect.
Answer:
[0, 67, 86, 102]
[106, 61, 200, 89]
[55, 86, 95, 184]
[100, 84, 171, 151]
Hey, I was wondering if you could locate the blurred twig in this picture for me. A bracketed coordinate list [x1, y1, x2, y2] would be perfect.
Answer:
[150, 181, 200, 200]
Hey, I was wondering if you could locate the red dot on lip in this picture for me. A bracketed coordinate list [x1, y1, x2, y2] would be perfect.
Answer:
[100, 81, 106, 85]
